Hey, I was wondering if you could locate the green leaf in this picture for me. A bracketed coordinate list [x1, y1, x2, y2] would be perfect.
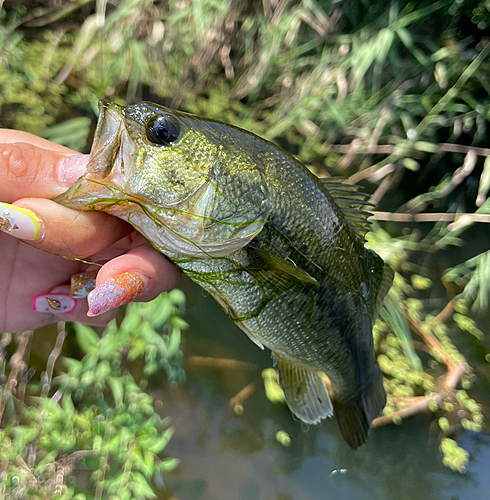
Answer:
[133, 448, 154, 477]
[159, 457, 180, 472]
[374, 28, 394, 64]
[167, 328, 182, 357]
[13, 425, 38, 446]
[34, 450, 57, 475]
[168, 289, 186, 305]
[43, 117, 91, 151]
[147, 427, 174, 454]
[402, 157, 420, 172]
[380, 294, 422, 371]
[144, 451, 155, 473]
[120, 307, 143, 333]
[131, 471, 157, 498]
[150, 300, 172, 329]
[76, 324, 100, 355]
[63, 357, 83, 376]
[108, 376, 125, 406]
[57, 487, 77, 500]
[414, 141, 438, 153]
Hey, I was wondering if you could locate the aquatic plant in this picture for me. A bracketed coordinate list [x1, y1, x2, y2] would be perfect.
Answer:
[0, 291, 186, 499]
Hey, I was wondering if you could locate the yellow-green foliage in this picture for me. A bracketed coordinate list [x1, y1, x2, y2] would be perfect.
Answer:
[440, 438, 470, 473]
[1, 0, 489, 479]
[0, 292, 186, 500]
[0, 33, 72, 132]
[275, 430, 291, 447]
[262, 368, 286, 404]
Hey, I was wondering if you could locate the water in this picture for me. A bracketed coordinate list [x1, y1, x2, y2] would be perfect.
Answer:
[153, 278, 490, 500]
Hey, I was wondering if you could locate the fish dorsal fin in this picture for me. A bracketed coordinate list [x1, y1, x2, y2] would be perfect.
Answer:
[248, 247, 319, 286]
[272, 353, 333, 424]
[318, 177, 372, 239]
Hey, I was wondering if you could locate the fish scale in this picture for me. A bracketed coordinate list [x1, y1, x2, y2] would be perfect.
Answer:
[56, 100, 393, 448]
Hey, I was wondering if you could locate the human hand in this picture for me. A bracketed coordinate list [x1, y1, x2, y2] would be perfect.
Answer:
[0, 130, 181, 333]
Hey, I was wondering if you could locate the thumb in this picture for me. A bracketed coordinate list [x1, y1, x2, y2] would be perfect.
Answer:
[0, 129, 88, 203]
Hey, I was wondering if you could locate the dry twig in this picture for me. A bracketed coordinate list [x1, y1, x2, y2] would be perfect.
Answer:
[371, 212, 490, 223]
[187, 356, 258, 371]
[0, 330, 33, 423]
[329, 142, 490, 157]
[372, 362, 468, 428]
[41, 322, 67, 398]
[229, 378, 260, 408]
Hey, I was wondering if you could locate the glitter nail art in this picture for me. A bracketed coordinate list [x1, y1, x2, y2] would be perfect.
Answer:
[33, 294, 77, 314]
[57, 154, 90, 185]
[87, 272, 146, 316]
[71, 270, 99, 298]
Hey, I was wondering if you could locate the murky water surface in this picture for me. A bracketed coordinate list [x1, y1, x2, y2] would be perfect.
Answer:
[156, 278, 490, 500]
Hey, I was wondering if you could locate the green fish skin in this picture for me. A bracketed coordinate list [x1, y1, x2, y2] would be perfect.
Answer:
[56, 100, 393, 448]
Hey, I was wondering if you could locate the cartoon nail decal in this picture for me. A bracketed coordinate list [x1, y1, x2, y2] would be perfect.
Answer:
[33, 294, 77, 314]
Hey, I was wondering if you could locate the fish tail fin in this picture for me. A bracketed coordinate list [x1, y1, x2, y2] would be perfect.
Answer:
[272, 353, 333, 424]
[333, 369, 386, 449]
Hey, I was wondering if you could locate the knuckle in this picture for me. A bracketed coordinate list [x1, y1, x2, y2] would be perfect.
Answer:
[0, 143, 39, 185]
[60, 224, 97, 258]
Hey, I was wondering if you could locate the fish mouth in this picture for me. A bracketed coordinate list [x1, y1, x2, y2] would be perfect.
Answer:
[88, 100, 124, 179]
[54, 100, 126, 210]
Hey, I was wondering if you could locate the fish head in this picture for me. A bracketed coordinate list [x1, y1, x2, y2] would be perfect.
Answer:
[56, 100, 271, 257]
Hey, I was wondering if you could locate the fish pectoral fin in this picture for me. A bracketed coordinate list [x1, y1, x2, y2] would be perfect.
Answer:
[249, 247, 319, 286]
[272, 353, 333, 424]
[365, 248, 394, 321]
[373, 261, 394, 319]
[332, 369, 386, 449]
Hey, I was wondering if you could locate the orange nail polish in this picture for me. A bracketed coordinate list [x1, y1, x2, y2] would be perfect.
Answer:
[87, 272, 146, 316]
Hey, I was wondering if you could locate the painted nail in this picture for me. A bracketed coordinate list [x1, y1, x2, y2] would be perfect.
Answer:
[71, 270, 98, 298]
[57, 154, 90, 185]
[87, 272, 146, 317]
[33, 294, 77, 314]
[0, 203, 43, 241]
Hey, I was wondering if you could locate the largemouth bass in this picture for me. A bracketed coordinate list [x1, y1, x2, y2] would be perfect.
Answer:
[56, 100, 393, 448]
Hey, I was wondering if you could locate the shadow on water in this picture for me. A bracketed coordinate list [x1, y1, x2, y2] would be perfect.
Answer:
[153, 277, 490, 500]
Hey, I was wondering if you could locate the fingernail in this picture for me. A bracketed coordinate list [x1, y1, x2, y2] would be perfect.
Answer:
[57, 154, 90, 186]
[87, 272, 146, 317]
[33, 294, 78, 314]
[71, 270, 98, 298]
[0, 202, 43, 241]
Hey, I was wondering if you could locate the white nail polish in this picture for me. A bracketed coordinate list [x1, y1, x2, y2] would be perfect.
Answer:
[0, 203, 42, 241]
[33, 294, 78, 314]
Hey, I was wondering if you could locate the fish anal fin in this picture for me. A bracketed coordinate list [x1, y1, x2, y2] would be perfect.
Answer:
[333, 369, 386, 449]
[272, 353, 333, 424]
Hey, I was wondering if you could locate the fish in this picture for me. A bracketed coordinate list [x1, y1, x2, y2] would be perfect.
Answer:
[55, 100, 394, 448]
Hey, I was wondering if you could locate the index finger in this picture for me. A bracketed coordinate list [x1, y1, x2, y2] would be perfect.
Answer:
[0, 129, 83, 203]
[0, 129, 133, 257]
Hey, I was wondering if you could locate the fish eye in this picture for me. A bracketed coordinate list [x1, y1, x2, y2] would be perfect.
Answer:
[146, 115, 180, 145]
